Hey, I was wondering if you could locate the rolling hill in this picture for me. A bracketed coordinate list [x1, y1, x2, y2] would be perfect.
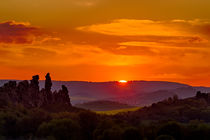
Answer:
[1, 80, 210, 106]
[75, 100, 135, 111]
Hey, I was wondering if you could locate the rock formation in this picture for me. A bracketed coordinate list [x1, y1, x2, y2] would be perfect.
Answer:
[29, 75, 40, 107]
[60, 85, 71, 106]
[42, 73, 53, 104]
[0, 73, 72, 108]
[16, 80, 29, 106]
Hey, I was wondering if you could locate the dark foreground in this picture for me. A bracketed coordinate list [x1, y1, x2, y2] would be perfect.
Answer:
[1, 74, 210, 140]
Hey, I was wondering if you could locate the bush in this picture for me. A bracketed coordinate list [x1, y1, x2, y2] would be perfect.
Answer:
[100, 126, 122, 140]
[157, 122, 182, 140]
[122, 127, 143, 140]
[155, 135, 175, 140]
[186, 122, 210, 140]
[0, 112, 20, 138]
[78, 111, 98, 140]
[38, 119, 80, 140]
[93, 119, 121, 140]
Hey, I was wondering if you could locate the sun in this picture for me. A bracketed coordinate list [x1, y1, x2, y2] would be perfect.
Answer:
[119, 80, 127, 83]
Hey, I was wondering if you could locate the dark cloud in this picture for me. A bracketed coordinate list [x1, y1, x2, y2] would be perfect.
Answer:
[0, 21, 42, 44]
[22, 48, 57, 58]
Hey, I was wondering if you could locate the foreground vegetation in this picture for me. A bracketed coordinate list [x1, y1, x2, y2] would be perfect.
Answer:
[1, 92, 210, 140]
[1, 103, 210, 140]
[1, 74, 210, 140]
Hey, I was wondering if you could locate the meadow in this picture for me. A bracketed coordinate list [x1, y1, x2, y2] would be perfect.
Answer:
[95, 107, 141, 115]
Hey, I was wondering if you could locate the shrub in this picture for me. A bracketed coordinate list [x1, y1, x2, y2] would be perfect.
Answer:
[155, 135, 175, 140]
[38, 119, 80, 140]
[122, 127, 143, 140]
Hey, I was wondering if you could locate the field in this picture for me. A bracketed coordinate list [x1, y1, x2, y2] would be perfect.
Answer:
[95, 107, 142, 115]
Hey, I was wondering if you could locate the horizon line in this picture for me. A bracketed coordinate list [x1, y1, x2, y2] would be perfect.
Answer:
[0, 78, 208, 87]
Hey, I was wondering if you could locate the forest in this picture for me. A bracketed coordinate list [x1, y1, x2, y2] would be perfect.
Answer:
[1, 74, 210, 140]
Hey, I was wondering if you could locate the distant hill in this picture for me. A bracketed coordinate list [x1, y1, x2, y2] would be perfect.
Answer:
[107, 90, 177, 106]
[108, 86, 199, 106]
[117, 92, 210, 122]
[1, 80, 210, 106]
[75, 100, 135, 111]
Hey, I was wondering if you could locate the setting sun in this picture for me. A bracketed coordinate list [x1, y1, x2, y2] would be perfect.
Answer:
[119, 80, 127, 83]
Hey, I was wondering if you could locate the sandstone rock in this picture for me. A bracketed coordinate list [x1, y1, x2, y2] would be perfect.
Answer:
[0, 73, 72, 109]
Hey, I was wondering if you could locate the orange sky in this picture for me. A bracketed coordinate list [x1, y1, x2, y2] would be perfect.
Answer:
[0, 0, 210, 86]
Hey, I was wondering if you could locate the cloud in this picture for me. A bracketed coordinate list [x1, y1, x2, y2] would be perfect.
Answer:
[0, 21, 45, 44]
[76, 19, 210, 57]
[52, 43, 148, 66]
[111, 45, 157, 56]
[77, 19, 190, 36]
[119, 41, 170, 48]
[1, 19, 210, 85]
[22, 47, 57, 58]
[77, 19, 210, 39]
[118, 40, 209, 50]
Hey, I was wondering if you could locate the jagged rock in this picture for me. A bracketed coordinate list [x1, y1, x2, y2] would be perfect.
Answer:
[3, 81, 17, 102]
[0, 82, 15, 107]
[44, 73, 53, 104]
[39, 88, 47, 106]
[45, 73, 52, 92]
[30, 75, 39, 92]
[3, 81, 16, 92]
[0, 73, 72, 109]
[16, 80, 29, 104]
[58, 85, 71, 106]
[29, 75, 40, 107]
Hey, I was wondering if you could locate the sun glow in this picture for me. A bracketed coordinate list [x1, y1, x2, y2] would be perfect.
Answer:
[119, 80, 127, 83]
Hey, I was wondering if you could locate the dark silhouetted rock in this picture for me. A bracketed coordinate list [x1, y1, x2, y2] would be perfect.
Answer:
[0, 73, 72, 109]
[44, 73, 53, 104]
[16, 80, 29, 104]
[45, 73, 52, 93]
[3, 81, 17, 102]
[196, 91, 209, 101]
[61, 85, 71, 106]
[29, 75, 40, 107]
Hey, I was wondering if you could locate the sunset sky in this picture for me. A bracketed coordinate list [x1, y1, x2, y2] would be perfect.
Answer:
[0, 0, 210, 86]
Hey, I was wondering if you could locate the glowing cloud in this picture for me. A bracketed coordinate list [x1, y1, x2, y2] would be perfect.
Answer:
[0, 21, 42, 44]
[77, 19, 191, 36]
[77, 19, 210, 40]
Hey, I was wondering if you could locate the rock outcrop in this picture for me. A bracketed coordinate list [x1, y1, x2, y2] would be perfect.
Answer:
[0, 73, 71, 108]
[29, 75, 40, 107]
[43, 73, 53, 104]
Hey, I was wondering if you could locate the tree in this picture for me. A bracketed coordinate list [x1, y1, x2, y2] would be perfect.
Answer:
[38, 119, 80, 140]
[157, 122, 182, 140]
[155, 135, 175, 140]
[79, 111, 98, 140]
[122, 127, 143, 140]
[196, 91, 202, 98]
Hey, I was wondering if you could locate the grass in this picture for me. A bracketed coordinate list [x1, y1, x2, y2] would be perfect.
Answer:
[95, 107, 141, 115]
